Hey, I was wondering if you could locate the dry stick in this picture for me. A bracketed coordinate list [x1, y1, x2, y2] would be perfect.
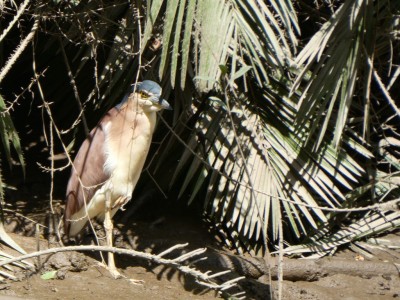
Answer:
[158, 114, 400, 214]
[3, 70, 46, 114]
[139, 18, 173, 197]
[127, 9, 170, 200]
[277, 211, 283, 300]
[31, 41, 56, 241]
[157, 243, 188, 257]
[0, 18, 39, 84]
[135, 5, 143, 85]
[49, 123, 55, 214]
[35, 224, 41, 270]
[0, 244, 244, 293]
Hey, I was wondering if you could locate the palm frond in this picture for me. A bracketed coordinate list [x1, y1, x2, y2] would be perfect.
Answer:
[1, 0, 399, 257]
[292, 0, 400, 150]
[144, 0, 392, 253]
[281, 175, 400, 257]
[0, 90, 26, 257]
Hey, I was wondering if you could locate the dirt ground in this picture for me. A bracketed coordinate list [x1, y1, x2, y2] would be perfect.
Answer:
[0, 209, 399, 300]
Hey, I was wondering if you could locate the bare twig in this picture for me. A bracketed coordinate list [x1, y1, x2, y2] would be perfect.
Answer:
[59, 37, 90, 136]
[370, 61, 400, 119]
[3, 208, 47, 228]
[157, 243, 188, 257]
[49, 123, 55, 214]
[3, 70, 47, 114]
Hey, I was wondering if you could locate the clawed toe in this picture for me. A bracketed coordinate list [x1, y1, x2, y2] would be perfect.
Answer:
[97, 262, 125, 279]
[129, 278, 145, 285]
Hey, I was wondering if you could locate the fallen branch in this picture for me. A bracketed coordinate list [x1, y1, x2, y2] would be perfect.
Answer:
[198, 250, 400, 282]
[273, 258, 400, 281]
[0, 244, 245, 298]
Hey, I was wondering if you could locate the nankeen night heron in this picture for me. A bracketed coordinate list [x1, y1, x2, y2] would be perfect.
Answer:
[63, 80, 172, 278]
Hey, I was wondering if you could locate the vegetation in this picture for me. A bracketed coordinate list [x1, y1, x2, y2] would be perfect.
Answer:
[0, 0, 399, 256]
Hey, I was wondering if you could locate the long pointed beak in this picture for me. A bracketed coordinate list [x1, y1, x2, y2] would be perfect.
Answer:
[150, 95, 172, 110]
[159, 98, 172, 110]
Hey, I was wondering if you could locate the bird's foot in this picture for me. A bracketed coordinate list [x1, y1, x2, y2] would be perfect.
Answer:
[97, 262, 124, 279]
[109, 267, 124, 280]
[109, 267, 145, 285]
[97, 262, 144, 284]
[109, 267, 144, 285]
[129, 278, 145, 285]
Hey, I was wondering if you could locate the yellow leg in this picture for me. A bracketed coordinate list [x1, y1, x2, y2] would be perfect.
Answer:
[104, 192, 122, 279]
[102, 194, 144, 284]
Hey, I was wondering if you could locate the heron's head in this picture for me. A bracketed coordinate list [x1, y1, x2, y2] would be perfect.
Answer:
[117, 80, 172, 112]
[135, 80, 172, 112]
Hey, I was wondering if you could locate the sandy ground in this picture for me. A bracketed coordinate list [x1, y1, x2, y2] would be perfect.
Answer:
[0, 209, 398, 300]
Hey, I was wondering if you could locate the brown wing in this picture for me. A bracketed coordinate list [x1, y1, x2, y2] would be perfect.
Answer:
[64, 108, 119, 235]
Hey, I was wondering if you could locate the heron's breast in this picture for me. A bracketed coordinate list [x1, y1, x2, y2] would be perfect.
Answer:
[102, 112, 155, 193]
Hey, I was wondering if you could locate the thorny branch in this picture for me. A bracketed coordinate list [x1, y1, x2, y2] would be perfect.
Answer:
[0, 18, 40, 84]
[0, 0, 30, 43]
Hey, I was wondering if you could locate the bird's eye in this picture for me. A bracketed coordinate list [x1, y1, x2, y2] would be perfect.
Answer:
[139, 91, 150, 99]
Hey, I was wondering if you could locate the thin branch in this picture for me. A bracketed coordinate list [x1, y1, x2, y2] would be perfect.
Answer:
[2, 208, 47, 228]
[3, 70, 47, 114]
[58, 37, 90, 136]
[36, 161, 71, 173]
[49, 123, 55, 214]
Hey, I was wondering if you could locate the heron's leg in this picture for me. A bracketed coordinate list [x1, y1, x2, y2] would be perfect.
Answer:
[102, 194, 144, 284]
[104, 191, 122, 279]
[112, 196, 130, 210]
